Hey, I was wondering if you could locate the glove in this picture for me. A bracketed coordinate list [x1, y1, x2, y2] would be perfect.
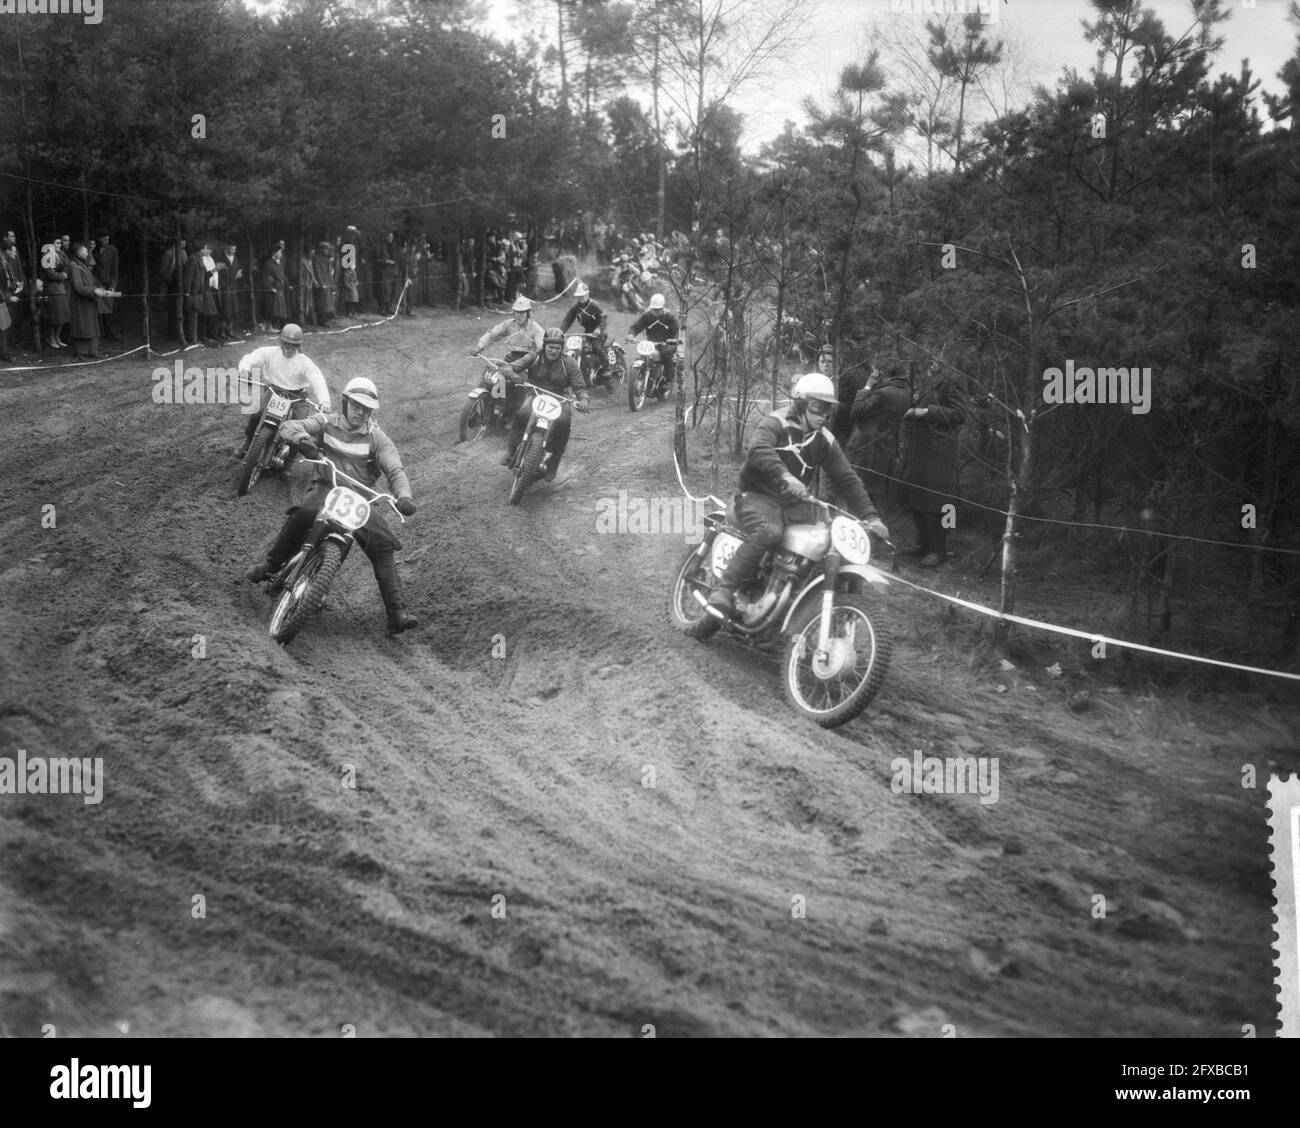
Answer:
[470, 348, 482, 357]
[779, 474, 808, 502]
[576, 398, 590, 414]
[865, 518, 890, 541]
[296, 438, 320, 458]
[395, 497, 417, 517]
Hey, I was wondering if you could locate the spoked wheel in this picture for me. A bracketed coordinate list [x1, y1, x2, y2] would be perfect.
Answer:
[269, 542, 344, 644]
[459, 396, 490, 443]
[668, 540, 723, 640]
[782, 593, 891, 728]
[508, 433, 544, 505]
[628, 365, 648, 411]
[236, 429, 270, 496]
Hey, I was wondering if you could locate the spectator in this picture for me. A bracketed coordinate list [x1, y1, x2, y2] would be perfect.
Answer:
[1, 230, 29, 356]
[159, 239, 187, 341]
[293, 244, 317, 327]
[338, 227, 362, 318]
[846, 362, 910, 503]
[898, 368, 966, 567]
[312, 241, 336, 327]
[93, 230, 120, 341]
[67, 240, 106, 359]
[261, 246, 288, 330]
[374, 232, 398, 315]
[215, 241, 243, 340]
[42, 236, 70, 349]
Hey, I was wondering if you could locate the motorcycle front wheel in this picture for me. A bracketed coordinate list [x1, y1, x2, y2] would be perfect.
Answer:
[508, 432, 545, 505]
[628, 365, 648, 412]
[782, 593, 891, 728]
[236, 428, 271, 497]
[668, 540, 722, 640]
[458, 395, 490, 443]
[269, 541, 345, 644]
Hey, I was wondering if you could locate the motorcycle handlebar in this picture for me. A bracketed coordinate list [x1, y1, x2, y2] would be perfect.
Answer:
[299, 456, 405, 520]
[518, 381, 582, 406]
[242, 373, 326, 413]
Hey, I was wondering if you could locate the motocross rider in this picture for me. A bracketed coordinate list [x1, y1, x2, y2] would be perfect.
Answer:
[499, 326, 589, 482]
[705, 372, 890, 621]
[244, 376, 421, 636]
[625, 293, 681, 388]
[235, 323, 331, 458]
[559, 282, 611, 383]
[472, 294, 543, 420]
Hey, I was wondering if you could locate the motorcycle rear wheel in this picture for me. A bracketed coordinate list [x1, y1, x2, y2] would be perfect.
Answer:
[459, 396, 490, 443]
[236, 428, 271, 497]
[782, 593, 891, 728]
[508, 433, 545, 505]
[269, 541, 344, 644]
[668, 541, 722, 640]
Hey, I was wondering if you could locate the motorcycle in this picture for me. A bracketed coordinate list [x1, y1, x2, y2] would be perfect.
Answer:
[566, 332, 626, 392]
[627, 337, 680, 411]
[459, 355, 516, 443]
[668, 497, 893, 728]
[263, 457, 406, 645]
[237, 382, 320, 497]
[612, 259, 646, 312]
[504, 380, 579, 505]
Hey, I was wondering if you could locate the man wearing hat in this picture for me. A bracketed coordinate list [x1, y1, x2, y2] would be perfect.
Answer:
[312, 242, 337, 327]
[234, 323, 332, 458]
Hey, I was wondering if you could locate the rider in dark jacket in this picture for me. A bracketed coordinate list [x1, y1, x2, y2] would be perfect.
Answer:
[706, 372, 889, 620]
[500, 327, 590, 481]
[626, 293, 681, 385]
[560, 283, 611, 379]
[244, 376, 421, 635]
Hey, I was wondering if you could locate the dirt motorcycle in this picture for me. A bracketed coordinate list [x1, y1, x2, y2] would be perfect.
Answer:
[237, 382, 321, 497]
[459, 354, 516, 443]
[263, 457, 407, 645]
[627, 337, 680, 411]
[504, 380, 580, 505]
[668, 497, 893, 728]
[612, 260, 647, 312]
[566, 332, 626, 392]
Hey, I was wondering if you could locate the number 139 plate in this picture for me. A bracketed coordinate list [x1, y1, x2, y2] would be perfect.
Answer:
[322, 487, 370, 531]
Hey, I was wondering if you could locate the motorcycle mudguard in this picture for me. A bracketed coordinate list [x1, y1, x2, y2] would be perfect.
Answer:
[467, 388, 487, 399]
[779, 564, 888, 633]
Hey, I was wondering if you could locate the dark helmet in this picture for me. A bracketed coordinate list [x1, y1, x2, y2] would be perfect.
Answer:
[542, 327, 565, 348]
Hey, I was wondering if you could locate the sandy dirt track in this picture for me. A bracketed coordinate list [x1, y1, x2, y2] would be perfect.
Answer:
[0, 303, 1295, 1037]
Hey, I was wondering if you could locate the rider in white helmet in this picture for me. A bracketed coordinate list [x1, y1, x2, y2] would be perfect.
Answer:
[704, 373, 890, 622]
[234, 322, 331, 458]
[626, 293, 681, 386]
[245, 376, 421, 635]
[560, 281, 612, 384]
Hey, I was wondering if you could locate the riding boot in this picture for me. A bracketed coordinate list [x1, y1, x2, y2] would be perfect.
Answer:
[705, 539, 767, 617]
[373, 552, 419, 634]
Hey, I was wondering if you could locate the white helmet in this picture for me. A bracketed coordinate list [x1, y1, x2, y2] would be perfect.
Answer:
[649, 293, 665, 310]
[342, 376, 379, 410]
[512, 295, 532, 312]
[574, 282, 590, 299]
[791, 372, 836, 405]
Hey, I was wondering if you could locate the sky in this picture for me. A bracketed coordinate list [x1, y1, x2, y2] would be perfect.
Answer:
[482, 0, 1298, 152]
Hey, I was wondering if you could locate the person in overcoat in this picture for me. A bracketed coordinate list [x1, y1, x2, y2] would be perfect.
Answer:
[846, 363, 911, 503]
[897, 370, 966, 567]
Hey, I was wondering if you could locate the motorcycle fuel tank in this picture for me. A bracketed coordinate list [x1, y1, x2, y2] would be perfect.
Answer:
[782, 523, 830, 560]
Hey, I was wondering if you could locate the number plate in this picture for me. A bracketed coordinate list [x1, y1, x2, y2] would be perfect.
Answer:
[565, 335, 583, 351]
[266, 392, 292, 418]
[322, 487, 370, 531]
[533, 394, 562, 421]
[830, 516, 871, 564]
[710, 531, 743, 578]
[636, 340, 657, 357]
